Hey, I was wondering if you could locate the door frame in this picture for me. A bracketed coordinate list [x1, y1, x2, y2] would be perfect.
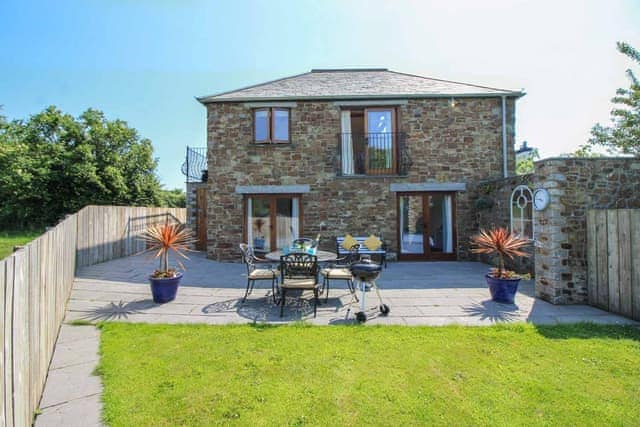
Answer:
[243, 194, 304, 251]
[396, 192, 457, 261]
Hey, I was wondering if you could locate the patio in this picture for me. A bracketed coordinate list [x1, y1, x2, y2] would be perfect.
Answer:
[66, 252, 635, 326]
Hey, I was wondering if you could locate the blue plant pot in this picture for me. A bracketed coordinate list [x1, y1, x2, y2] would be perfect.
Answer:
[149, 273, 183, 304]
[485, 274, 521, 304]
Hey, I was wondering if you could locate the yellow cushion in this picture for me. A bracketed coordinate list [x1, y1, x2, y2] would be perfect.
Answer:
[341, 234, 358, 251]
[363, 235, 382, 251]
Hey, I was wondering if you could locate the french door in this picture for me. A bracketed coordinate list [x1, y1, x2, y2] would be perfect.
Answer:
[397, 192, 456, 260]
[245, 195, 302, 252]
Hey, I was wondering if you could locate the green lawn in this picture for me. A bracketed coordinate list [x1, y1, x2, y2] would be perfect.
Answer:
[98, 323, 640, 426]
[0, 230, 41, 259]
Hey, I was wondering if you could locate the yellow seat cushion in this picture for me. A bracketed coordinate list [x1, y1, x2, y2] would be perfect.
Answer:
[321, 267, 353, 279]
[281, 278, 318, 289]
[341, 234, 358, 251]
[363, 234, 382, 251]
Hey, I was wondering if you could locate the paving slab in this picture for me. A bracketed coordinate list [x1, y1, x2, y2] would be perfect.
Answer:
[36, 325, 103, 427]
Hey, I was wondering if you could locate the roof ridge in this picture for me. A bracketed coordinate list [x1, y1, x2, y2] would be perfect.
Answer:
[310, 68, 388, 73]
[196, 70, 311, 102]
[386, 69, 519, 94]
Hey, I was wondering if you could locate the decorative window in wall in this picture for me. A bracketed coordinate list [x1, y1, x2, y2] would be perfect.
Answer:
[510, 185, 534, 239]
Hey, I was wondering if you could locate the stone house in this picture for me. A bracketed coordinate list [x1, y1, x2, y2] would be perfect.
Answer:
[196, 68, 524, 261]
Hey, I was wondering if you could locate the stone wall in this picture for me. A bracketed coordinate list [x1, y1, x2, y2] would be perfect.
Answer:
[534, 158, 640, 304]
[470, 174, 535, 275]
[205, 97, 517, 260]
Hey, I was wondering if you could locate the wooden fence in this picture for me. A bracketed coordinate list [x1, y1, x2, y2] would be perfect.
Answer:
[587, 209, 640, 320]
[1, 205, 186, 427]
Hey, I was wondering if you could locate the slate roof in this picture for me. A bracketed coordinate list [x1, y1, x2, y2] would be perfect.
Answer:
[197, 68, 524, 103]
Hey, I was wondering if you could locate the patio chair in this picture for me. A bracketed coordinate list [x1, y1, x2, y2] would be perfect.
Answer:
[279, 253, 320, 317]
[320, 244, 360, 302]
[239, 243, 279, 303]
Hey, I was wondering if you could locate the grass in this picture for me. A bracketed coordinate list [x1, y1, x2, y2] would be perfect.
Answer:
[0, 229, 41, 259]
[98, 323, 640, 426]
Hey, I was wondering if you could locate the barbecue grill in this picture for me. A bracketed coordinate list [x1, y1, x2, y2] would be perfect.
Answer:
[348, 258, 390, 323]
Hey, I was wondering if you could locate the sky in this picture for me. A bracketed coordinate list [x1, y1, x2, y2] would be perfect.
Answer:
[1, 0, 639, 190]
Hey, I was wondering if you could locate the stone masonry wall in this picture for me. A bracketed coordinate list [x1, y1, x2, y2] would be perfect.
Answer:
[470, 174, 535, 275]
[186, 182, 207, 229]
[206, 97, 517, 261]
[534, 158, 640, 304]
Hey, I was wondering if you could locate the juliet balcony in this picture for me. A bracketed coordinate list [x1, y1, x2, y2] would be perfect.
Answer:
[337, 132, 410, 177]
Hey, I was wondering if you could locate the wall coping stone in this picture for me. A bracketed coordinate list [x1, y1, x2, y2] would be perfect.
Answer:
[390, 182, 466, 192]
[235, 184, 311, 194]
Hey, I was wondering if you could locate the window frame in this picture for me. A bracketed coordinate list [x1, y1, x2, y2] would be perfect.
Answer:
[252, 107, 290, 144]
[510, 185, 534, 240]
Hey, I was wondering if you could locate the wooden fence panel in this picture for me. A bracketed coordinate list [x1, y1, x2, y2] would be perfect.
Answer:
[12, 250, 29, 427]
[586, 210, 597, 306]
[0, 205, 185, 426]
[3, 257, 14, 427]
[0, 259, 6, 427]
[632, 210, 640, 321]
[587, 209, 640, 321]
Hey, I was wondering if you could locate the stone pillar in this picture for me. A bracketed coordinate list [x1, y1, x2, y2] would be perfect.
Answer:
[533, 161, 574, 304]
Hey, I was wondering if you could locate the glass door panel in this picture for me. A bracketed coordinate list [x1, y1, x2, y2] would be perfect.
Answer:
[399, 195, 425, 255]
[428, 194, 454, 254]
[248, 198, 271, 251]
[276, 198, 299, 249]
[365, 109, 395, 174]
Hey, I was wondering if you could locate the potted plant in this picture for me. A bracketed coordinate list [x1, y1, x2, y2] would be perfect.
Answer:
[140, 221, 195, 303]
[470, 227, 531, 304]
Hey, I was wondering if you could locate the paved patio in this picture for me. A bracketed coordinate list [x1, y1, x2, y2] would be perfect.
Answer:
[65, 252, 635, 326]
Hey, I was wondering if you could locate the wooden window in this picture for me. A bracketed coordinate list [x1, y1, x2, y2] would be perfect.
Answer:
[253, 108, 290, 144]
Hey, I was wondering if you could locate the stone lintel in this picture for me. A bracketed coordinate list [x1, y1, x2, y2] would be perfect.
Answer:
[235, 185, 310, 194]
[389, 182, 466, 192]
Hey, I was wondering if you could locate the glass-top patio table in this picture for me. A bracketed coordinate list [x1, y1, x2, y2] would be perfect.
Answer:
[264, 249, 338, 263]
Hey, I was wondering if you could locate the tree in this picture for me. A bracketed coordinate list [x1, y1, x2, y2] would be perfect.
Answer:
[516, 148, 539, 175]
[587, 42, 640, 156]
[158, 189, 186, 208]
[0, 106, 163, 229]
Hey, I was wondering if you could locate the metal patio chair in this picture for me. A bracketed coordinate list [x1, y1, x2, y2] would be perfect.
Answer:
[239, 243, 279, 303]
[320, 244, 360, 302]
[279, 253, 320, 317]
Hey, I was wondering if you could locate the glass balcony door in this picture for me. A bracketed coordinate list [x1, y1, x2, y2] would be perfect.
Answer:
[365, 108, 396, 175]
[398, 193, 456, 260]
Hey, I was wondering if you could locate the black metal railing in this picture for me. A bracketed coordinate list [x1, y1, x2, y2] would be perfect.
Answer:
[337, 132, 410, 176]
[181, 146, 208, 183]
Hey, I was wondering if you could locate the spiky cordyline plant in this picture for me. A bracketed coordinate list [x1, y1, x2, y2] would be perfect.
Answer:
[140, 221, 195, 278]
[471, 227, 530, 279]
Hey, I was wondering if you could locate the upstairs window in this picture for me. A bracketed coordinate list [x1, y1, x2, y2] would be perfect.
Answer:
[254, 108, 289, 144]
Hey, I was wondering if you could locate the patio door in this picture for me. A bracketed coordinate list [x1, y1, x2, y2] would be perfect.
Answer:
[397, 192, 456, 260]
[245, 195, 302, 253]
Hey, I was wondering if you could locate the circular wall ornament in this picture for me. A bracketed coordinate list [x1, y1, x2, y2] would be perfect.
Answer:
[533, 189, 550, 211]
